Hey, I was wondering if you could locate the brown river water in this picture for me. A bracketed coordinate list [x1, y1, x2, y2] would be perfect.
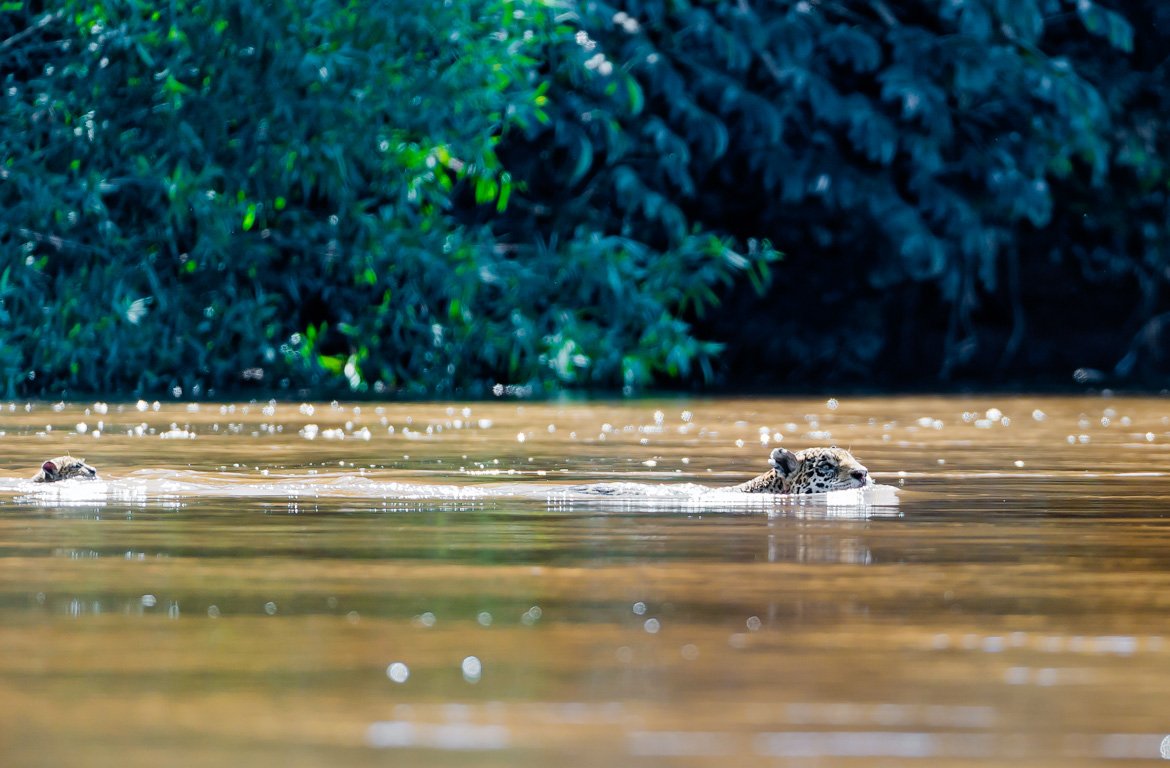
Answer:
[2, 395, 1170, 766]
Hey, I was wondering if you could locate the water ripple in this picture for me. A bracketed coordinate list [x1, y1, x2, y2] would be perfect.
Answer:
[0, 471, 899, 512]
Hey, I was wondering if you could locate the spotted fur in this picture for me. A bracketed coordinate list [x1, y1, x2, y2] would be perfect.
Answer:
[33, 455, 98, 483]
[730, 447, 869, 494]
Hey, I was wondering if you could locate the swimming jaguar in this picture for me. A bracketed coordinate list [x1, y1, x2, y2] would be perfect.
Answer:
[33, 455, 98, 483]
[730, 446, 869, 493]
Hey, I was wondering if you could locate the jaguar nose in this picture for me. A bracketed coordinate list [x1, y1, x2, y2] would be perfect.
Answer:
[850, 469, 868, 483]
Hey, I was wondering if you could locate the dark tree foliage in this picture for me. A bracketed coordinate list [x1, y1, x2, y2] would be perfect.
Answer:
[2, 0, 1169, 397]
[531, 0, 1167, 387]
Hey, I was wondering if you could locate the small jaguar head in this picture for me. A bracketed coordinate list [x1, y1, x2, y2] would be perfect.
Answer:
[769, 446, 869, 493]
[34, 456, 99, 483]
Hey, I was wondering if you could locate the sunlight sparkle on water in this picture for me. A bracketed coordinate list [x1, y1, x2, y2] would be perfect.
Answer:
[386, 662, 409, 684]
[461, 655, 482, 683]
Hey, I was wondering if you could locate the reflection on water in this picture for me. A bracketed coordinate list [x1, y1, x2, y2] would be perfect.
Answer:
[3, 396, 1170, 766]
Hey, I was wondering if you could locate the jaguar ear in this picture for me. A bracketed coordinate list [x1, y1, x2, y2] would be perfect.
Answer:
[768, 447, 799, 475]
[41, 460, 58, 475]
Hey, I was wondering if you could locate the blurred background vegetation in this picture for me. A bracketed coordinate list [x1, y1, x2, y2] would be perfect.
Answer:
[1, 0, 1167, 398]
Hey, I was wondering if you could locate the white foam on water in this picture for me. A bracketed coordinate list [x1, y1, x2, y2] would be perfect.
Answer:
[365, 721, 510, 750]
[0, 470, 899, 515]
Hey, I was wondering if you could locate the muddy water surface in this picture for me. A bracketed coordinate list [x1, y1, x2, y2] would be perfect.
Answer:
[2, 396, 1170, 766]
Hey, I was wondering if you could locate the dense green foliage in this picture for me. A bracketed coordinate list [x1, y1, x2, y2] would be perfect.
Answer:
[2, 1, 1169, 396]
[0, 1, 771, 397]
